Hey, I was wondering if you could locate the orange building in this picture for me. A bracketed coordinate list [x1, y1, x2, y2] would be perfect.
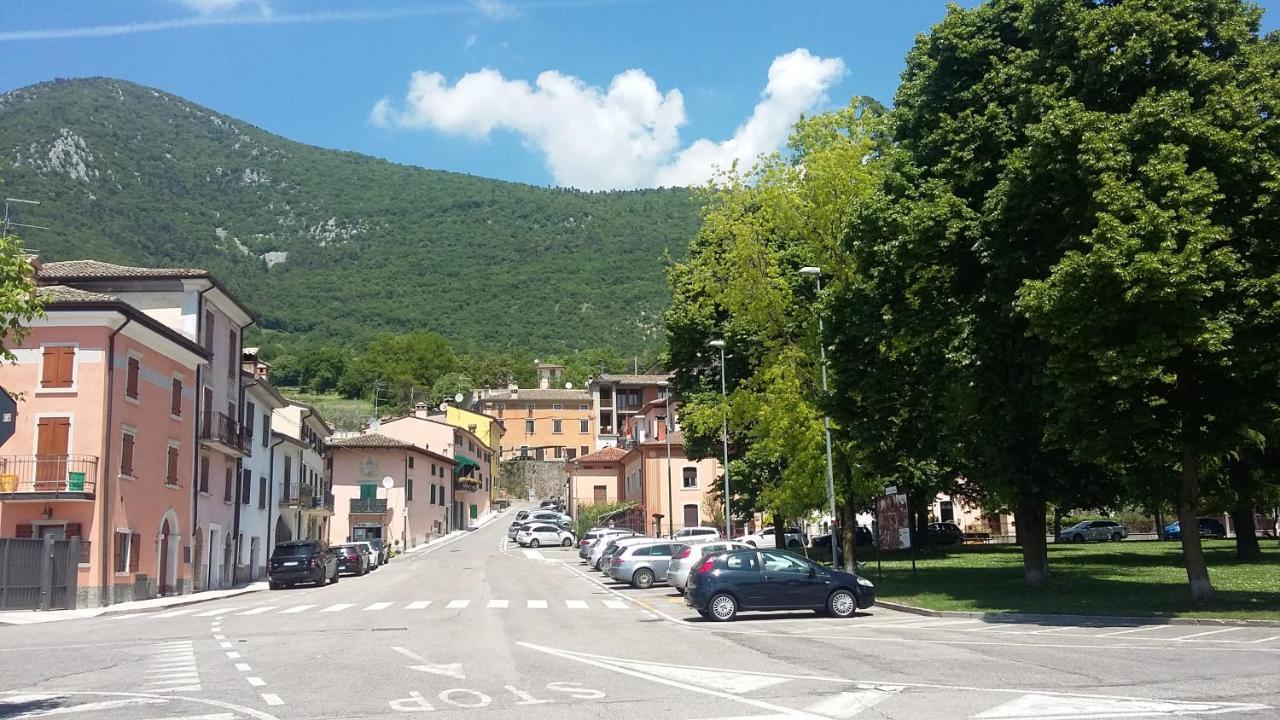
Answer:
[479, 387, 593, 461]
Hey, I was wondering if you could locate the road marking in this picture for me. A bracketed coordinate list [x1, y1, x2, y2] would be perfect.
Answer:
[602, 599, 628, 609]
[246, 677, 266, 687]
[392, 646, 466, 679]
[149, 677, 201, 685]
[320, 603, 354, 612]
[261, 693, 284, 706]
[487, 599, 510, 608]
[446, 600, 471, 609]
[1175, 627, 1244, 641]
[0, 691, 281, 720]
[565, 600, 588, 609]
[152, 685, 203, 693]
[279, 605, 315, 614]
[526, 600, 548, 609]
[212, 634, 226, 640]
[226, 651, 241, 659]
[974, 692, 1269, 718]
[192, 607, 240, 617]
[236, 606, 277, 616]
[138, 714, 236, 720]
[0, 697, 169, 713]
[1246, 634, 1280, 644]
[219, 642, 233, 649]
[523, 549, 543, 560]
[1098, 625, 1161, 637]
[152, 608, 198, 618]
[405, 601, 432, 610]
[804, 688, 902, 718]
[235, 663, 252, 672]
[363, 602, 394, 611]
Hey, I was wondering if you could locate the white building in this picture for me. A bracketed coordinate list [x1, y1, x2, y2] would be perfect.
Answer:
[237, 373, 287, 580]
[271, 402, 332, 542]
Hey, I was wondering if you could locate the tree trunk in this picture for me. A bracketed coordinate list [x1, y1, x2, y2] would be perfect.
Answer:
[1052, 507, 1062, 544]
[1177, 445, 1214, 605]
[1015, 497, 1049, 588]
[840, 494, 857, 572]
[1154, 508, 1165, 541]
[1228, 462, 1261, 561]
[772, 513, 786, 550]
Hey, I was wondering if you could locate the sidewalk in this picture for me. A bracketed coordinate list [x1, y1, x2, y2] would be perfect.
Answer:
[0, 581, 269, 626]
[405, 508, 506, 554]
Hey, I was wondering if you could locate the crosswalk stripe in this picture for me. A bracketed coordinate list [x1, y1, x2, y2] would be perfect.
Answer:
[405, 601, 432, 610]
[193, 607, 241, 617]
[364, 602, 394, 611]
[235, 607, 277, 615]
[446, 600, 471, 609]
[321, 603, 354, 613]
[565, 600, 588, 609]
[1175, 627, 1243, 641]
[152, 608, 198, 618]
[487, 599, 509, 608]
[279, 605, 316, 614]
[602, 599, 628, 609]
[527, 600, 548, 609]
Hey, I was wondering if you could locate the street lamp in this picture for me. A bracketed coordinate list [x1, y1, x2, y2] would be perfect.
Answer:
[381, 476, 395, 548]
[709, 339, 730, 539]
[662, 381, 674, 538]
[799, 266, 840, 567]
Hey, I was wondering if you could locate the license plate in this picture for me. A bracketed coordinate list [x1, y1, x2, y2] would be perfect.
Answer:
[282, 561, 299, 566]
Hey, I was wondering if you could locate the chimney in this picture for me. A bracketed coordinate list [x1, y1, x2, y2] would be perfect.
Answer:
[413, 401, 430, 419]
[540, 376, 549, 390]
[509, 383, 519, 400]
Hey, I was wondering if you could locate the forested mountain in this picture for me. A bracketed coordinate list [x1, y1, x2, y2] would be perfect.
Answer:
[0, 77, 699, 355]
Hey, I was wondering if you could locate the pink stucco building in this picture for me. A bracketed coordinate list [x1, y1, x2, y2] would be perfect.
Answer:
[377, 408, 493, 530]
[327, 434, 456, 551]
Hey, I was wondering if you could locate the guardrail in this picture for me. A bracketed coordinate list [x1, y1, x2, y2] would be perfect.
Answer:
[0, 455, 99, 496]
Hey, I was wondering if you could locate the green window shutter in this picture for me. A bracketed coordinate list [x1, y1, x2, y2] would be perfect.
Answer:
[359, 483, 377, 500]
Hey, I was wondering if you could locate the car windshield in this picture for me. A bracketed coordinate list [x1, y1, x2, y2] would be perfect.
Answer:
[273, 544, 312, 558]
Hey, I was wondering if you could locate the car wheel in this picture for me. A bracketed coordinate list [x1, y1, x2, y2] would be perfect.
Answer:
[786, 539, 802, 550]
[1111, 532, 1123, 542]
[530, 539, 541, 548]
[632, 568, 655, 589]
[827, 589, 857, 618]
[268, 581, 281, 590]
[1073, 534, 1085, 543]
[697, 609, 711, 620]
[561, 538, 572, 547]
[708, 593, 738, 622]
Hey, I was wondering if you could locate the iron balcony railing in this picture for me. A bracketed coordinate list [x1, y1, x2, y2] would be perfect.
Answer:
[454, 477, 483, 492]
[350, 498, 388, 514]
[199, 411, 247, 453]
[0, 455, 98, 496]
[311, 492, 334, 511]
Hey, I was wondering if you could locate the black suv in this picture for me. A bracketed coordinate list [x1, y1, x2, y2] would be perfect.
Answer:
[269, 540, 339, 589]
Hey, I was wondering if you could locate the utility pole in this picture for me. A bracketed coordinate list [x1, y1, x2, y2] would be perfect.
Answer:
[709, 340, 730, 539]
[800, 266, 840, 568]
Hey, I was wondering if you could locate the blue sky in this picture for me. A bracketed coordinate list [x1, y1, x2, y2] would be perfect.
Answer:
[5, 0, 1280, 189]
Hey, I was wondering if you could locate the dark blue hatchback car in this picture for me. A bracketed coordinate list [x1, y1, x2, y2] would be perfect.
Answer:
[685, 548, 875, 621]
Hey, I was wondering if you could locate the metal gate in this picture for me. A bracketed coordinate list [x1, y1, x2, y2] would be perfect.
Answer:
[0, 537, 81, 610]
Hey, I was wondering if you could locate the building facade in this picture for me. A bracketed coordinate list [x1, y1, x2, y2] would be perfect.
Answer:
[327, 434, 455, 551]
[588, 374, 671, 450]
[377, 409, 493, 530]
[236, 374, 287, 581]
[272, 402, 333, 543]
[478, 388, 593, 460]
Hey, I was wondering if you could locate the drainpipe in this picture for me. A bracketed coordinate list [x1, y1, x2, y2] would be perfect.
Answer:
[230, 365, 248, 585]
[99, 315, 132, 604]
[190, 285, 215, 590]
[266, 434, 285, 546]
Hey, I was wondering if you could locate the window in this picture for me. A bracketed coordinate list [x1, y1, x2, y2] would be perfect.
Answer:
[165, 444, 180, 485]
[520, 445, 529, 458]
[120, 430, 136, 478]
[258, 477, 267, 509]
[439, 485, 446, 506]
[579, 419, 589, 434]
[552, 419, 563, 434]
[525, 419, 535, 434]
[553, 446, 562, 459]
[408, 456, 415, 469]
[579, 404, 588, 411]
[593, 485, 607, 504]
[203, 310, 215, 350]
[566, 448, 577, 460]
[761, 550, 810, 575]
[125, 356, 140, 400]
[261, 412, 270, 448]
[580, 446, 589, 456]
[227, 330, 237, 378]
[430, 464, 436, 477]
[430, 484, 436, 504]
[241, 469, 252, 505]
[224, 467, 234, 502]
[114, 530, 134, 574]
[283, 456, 292, 497]
[244, 402, 255, 442]
[406, 478, 414, 502]
[725, 553, 759, 571]
[552, 404, 562, 411]
[682, 467, 697, 489]
[199, 455, 210, 493]
[40, 346, 75, 389]
[170, 378, 183, 416]
[525, 404, 534, 417]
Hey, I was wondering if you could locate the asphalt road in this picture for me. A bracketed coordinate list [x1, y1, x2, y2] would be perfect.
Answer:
[1, 506, 1277, 720]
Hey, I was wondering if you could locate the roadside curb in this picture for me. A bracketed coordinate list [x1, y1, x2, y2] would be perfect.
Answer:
[874, 600, 1280, 628]
[0, 583, 268, 626]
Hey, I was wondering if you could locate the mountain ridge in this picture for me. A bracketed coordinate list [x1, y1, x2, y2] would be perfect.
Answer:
[0, 76, 699, 355]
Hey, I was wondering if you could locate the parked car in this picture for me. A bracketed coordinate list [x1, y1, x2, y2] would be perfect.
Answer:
[579, 528, 636, 559]
[671, 527, 721, 542]
[808, 529, 874, 566]
[1165, 518, 1228, 540]
[516, 523, 575, 548]
[528, 510, 572, 524]
[925, 522, 965, 545]
[349, 540, 381, 569]
[333, 544, 369, 576]
[366, 538, 389, 564]
[1059, 519, 1128, 543]
[594, 536, 655, 572]
[540, 499, 562, 511]
[667, 541, 752, 593]
[737, 528, 807, 549]
[685, 548, 876, 621]
[268, 540, 338, 589]
[608, 540, 678, 588]
[515, 510, 530, 521]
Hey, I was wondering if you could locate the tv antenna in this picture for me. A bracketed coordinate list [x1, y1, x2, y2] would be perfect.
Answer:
[2, 198, 48, 236]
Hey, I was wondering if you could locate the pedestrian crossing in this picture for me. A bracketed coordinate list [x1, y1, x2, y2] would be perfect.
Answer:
[139, 640, 201, 693]
[110, 597, 637, 621]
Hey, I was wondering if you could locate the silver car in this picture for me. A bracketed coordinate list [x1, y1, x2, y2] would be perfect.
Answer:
[579, 528, 634, 560]
[607, 540, 676, 588]
[1059, 519, 1128, 543]
[594, 536, 653, 572]
[666, 540, 751, 593]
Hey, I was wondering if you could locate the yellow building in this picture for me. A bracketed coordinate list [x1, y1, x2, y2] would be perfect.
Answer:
[444, 404, 506, 503]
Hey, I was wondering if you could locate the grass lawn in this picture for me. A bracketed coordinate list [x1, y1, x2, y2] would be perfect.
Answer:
[861, 539, 1280, 621]
[280, 390, 373, 432]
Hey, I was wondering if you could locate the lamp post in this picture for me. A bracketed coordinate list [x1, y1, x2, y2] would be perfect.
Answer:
[381, 476, 395, 548]
[709, 339, 730, 539]
[800, 266, 840, 568]
[662, 381, 674, 538]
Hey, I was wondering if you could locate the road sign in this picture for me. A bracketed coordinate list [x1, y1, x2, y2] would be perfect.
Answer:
[0, 388, 15, 448]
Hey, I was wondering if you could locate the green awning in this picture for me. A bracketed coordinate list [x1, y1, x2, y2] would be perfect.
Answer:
[454, 454, 481, 476]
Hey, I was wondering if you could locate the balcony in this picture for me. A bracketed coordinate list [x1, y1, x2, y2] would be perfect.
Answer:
[350, 498, 388, 515]
[0, 455, 98, 501]
[199, 412, 248, 456]
[454, 477, 483, 493]
[310, 491, 334, 513]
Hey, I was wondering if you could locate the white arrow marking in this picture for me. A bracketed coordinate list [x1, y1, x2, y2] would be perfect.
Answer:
[974, 692, 1272, 719]
[137, 714, 235, 720]
[391, 646, 466, 679]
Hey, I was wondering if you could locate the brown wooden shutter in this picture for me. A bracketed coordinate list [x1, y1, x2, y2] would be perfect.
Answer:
[56, 348, 74, 387]
[171, 378, 182, 416]
[15, 523, 33, 538]
[199, 455, 209, 492]
[65, 523, 82, 539]
[120, 432, 135, 477]
[40, 347, 74, 389]
[129, 533, 141, 572]
[166, 446, 179, 484]
[40, 347, 59, 387]
[126, 357, 140, 399]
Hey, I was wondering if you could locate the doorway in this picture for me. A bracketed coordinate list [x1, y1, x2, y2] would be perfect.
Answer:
[35, 417, 70, 490]
[683, 504, 699, 530]
[158, 518, 171, 596]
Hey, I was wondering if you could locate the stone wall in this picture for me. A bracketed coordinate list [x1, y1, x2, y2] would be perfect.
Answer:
[498, 460, 568, 503]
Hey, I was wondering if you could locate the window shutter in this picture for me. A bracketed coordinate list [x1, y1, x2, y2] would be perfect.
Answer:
[114, 533, 126, 573]
[259, 477, 267, 509]
[126, 357, 140, 398]
[121, 433, 135, 477]
[171, 379, 182, 416]
[40, 347, 59, 387]
[242, 469, 252, 505]
[224, 468, 233, 501]
[65, 523, 82, 539]
[129, 533, 141, 572]
[166, 447, 179, 484]
[15, 523, 33, 538]
[200, 456, 209, 492]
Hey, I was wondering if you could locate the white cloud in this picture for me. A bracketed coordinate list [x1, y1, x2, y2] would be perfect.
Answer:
[471, 0, 518, 21]
[176, 0, 266, 15]
[370, 49, 846, 190]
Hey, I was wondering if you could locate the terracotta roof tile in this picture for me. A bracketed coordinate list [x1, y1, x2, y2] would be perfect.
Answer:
[480, 389, 591, 402]
[37, 285, 120, 304]
[594, 373, 672, 385]
[37, 259, 209, 280]
[328, 433, 415, 449]
[573, 446, 628, 464]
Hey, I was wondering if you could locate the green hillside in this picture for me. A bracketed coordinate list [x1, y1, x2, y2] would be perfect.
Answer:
[0, 77, 699, 355]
